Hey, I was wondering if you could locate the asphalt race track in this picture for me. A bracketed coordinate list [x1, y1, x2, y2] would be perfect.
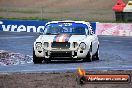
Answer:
[0, 31, 132, 73]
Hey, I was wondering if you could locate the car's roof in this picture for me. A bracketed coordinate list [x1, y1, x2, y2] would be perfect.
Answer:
[45, 20, 89, 26]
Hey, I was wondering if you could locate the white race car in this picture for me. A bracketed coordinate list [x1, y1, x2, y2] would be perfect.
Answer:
[33, 20, 99, 63]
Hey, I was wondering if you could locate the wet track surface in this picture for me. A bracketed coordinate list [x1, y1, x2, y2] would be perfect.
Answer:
[0, 31, 132, 73]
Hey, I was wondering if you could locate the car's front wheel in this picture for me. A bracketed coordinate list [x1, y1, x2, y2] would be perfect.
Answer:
[94, 46, 99, 60]
[83, 47, 93, 62]
[33, 50, 43, 64]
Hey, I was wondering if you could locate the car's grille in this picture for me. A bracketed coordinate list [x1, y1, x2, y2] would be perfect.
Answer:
[51, 42, 70, 49]
[50, 51, 72, 57]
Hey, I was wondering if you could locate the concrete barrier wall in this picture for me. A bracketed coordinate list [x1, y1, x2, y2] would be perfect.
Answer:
[96, 23, 132, 36]
[0, 20, 97, 33]
[0, 20, 132, 36]
[0, 20, 47, 32]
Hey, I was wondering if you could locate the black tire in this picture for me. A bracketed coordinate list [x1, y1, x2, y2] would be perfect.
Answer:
[33, 50, 43, 64]
[83, 47, 93, 62]
[94, 48, 99, 60]
[93, 45, 99, 61]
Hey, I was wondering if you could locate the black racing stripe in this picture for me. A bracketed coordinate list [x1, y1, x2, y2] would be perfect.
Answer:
[65, 34, 72, 42]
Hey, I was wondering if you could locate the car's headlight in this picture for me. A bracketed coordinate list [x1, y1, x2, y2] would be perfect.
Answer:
[79, 42, 86, 50]
[36, 42, 42, 49]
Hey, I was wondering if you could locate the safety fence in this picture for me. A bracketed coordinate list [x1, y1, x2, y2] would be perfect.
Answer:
[0, 7, 115, 22]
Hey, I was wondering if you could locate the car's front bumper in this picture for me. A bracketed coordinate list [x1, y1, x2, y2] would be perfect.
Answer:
[35, 48, 88, 59]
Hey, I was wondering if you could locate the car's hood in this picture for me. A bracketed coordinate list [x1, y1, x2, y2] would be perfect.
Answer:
[36, 34, 87, 42]
[68, 35, 86, 42]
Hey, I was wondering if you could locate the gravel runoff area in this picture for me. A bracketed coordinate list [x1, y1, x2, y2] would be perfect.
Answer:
[0, 50, 32, 66]
[0, 71, 132, 88]
[0, 50, 132, 88]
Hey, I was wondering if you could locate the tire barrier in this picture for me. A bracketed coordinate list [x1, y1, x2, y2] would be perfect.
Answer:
[112, 0, 132, 22]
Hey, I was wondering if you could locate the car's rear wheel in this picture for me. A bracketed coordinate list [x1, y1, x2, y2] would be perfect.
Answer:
[83, 47, 93, 62]
[33, 50, 43, 64]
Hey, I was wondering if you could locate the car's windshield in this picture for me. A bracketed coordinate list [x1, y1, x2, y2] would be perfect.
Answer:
[44, 23, 88, 35]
